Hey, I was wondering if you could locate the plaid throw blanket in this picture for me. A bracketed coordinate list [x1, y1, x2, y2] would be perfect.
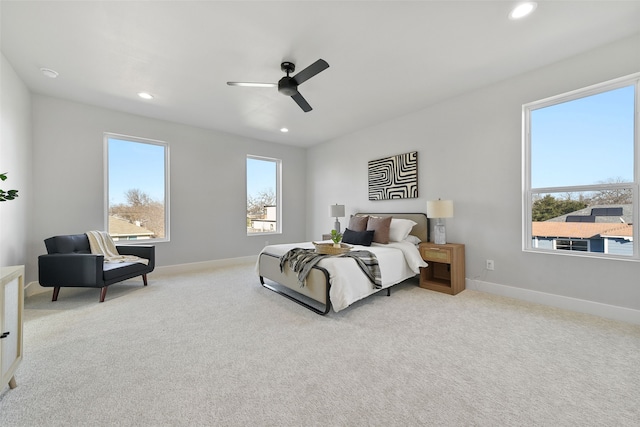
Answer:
[279, 248, 381, 289]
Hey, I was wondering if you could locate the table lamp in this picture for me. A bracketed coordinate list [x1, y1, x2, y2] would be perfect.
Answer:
[426, 199, 454, 244]
[329, 204, 345, 233]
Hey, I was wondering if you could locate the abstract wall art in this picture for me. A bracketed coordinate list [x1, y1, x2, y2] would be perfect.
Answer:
[368, 151, 418, 200]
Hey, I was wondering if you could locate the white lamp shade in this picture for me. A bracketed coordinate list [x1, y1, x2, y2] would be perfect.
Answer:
[330, 204, 345, 218]
[426, 200, 454, 218]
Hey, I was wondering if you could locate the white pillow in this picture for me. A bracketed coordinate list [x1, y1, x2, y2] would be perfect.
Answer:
[388, 218, 417, 242]
[404, 235, 421, 245]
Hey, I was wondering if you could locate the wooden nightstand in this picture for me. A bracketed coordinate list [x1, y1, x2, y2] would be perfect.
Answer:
[418, 242, 465, 295]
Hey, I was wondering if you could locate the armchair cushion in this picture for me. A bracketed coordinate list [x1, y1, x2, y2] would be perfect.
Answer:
[44, 234, 92, 254]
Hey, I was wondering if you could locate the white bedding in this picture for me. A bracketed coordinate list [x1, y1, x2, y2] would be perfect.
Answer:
[257, 240, 427, 312]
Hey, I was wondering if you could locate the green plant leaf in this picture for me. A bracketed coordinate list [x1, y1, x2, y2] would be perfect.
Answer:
[0, 172, 19, 201]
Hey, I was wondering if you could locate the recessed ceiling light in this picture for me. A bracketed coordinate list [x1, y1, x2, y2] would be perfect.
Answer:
[509, 2, 537, 20]
[280, 128, 289, 133]
[138, 92, 154, 100]
[40, 68, 59, 78]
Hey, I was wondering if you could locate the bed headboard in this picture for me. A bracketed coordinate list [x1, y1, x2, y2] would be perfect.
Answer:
[354, 213, 429, 242]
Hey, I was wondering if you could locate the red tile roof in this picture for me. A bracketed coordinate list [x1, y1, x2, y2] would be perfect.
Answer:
[532, 222, 632, 238]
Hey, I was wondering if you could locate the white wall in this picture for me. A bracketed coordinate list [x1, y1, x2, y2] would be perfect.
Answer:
[0, 53, 32, 271]
[307, 34, 640, 318]
[29, 95, 307, 283]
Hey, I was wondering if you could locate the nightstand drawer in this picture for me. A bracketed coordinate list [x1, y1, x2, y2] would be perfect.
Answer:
[420, 246, 452, 263]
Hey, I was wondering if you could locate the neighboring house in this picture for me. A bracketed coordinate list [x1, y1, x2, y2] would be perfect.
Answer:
[249, 205, 277, 232]
[108, 216, 155, 241]
[532, 205, 633, 255]
[544, 204, 633, 224]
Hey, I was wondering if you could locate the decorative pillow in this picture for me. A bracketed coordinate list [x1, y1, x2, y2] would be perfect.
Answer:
[389, 218, 417, 242]
[366, 216, 392, 244]
[348, 215, 369, 232]
[342, 228, 375, 246]
[404, 235, 422, 245]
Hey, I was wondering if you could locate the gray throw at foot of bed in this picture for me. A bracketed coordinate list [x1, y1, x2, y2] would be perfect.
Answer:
[279, 248, 382, 288]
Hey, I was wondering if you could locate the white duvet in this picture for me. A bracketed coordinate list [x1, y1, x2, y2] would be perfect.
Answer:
[257, 240, 427, 312]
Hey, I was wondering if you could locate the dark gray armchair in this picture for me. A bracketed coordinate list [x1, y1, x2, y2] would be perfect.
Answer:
[38, 234, 155, 302]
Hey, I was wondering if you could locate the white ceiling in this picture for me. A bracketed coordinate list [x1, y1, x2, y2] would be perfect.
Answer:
[2, 1, 640, 147]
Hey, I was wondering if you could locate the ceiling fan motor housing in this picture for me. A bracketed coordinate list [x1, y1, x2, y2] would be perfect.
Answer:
[278, 76, 298, 96]
[278, 62, 298, 96]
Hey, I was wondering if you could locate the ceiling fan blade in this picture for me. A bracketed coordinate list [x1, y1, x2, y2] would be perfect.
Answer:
[291, 92, 312, 112]
[291, 59, 329, 86]
[226, 82, 276, 88]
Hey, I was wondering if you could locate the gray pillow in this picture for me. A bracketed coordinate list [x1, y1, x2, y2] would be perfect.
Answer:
[366, 216, 392, 244]
[348, 215, 369, 232]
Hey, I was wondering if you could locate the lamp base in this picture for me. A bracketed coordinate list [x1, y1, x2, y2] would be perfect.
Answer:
[334, 220, 341, 234]
[434, 223, 446, 245]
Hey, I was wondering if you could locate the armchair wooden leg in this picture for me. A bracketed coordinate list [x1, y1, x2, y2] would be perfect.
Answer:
[142, 274, 148, 286]
[52, 287, 60, 301]
[99, 286, 107, 303]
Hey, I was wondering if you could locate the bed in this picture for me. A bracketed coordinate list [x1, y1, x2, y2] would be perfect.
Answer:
[257, 213, 429, 314]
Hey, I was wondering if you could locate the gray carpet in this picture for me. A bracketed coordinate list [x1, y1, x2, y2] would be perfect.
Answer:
[1, 263, 639, 426]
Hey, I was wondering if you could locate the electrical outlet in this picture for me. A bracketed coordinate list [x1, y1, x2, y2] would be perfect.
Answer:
[486, 259, 495, 270]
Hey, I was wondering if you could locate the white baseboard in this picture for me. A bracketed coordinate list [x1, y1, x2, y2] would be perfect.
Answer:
[153, 255, 257, 276]
[467, 278, 640, 325]
[25, 281, 49, 297]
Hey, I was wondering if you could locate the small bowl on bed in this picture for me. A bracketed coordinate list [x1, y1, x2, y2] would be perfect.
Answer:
[313, 242, 352, 255]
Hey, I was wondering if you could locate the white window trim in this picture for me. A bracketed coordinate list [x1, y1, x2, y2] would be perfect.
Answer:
[246, 155, 282, 236]
[522, 72, 640, 261]
[104, 132, 170, 244]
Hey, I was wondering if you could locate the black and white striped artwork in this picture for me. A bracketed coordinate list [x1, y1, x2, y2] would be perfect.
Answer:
[368, 151, 418, 200]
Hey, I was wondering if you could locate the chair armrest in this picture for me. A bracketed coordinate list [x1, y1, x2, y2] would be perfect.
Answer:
[117, 245, 155, 270]
[38, 254, 104, 286]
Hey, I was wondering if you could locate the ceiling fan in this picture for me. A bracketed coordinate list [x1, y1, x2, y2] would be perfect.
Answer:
[227, 59, 329, 112]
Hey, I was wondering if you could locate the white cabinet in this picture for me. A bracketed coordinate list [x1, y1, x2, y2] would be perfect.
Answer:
[1, 265, 24, 390]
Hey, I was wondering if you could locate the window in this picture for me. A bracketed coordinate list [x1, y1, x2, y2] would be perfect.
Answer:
[523, 73, 639, 259]
[105, 133, 169, 243]
[246, 155, 281, 235]
[555, 239, 589, 252]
